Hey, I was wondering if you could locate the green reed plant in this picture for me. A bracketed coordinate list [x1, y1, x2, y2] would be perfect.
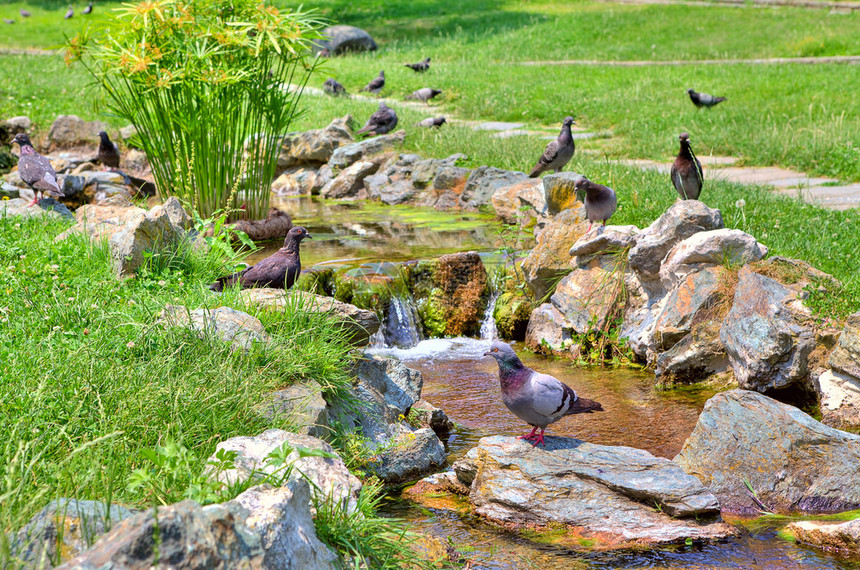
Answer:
[67, 0, 324, 219]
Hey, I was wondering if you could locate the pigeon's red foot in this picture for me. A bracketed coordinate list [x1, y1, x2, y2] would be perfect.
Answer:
[518, 426, 539, 441]
[530, 429, 547, 447]
[27, 195, 39, 207]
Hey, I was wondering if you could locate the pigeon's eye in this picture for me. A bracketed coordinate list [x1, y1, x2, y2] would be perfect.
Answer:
[492, 348, 498, 352]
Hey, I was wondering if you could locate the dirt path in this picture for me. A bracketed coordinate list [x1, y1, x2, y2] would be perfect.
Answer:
[599, 0, 860, 11]
[512, 55, 860, 67]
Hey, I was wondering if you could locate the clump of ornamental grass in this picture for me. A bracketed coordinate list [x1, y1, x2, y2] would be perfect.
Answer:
[67, 0, 324, 219]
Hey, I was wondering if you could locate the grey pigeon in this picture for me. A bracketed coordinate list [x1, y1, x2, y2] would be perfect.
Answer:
[82, 1, 93, 14]
[64, 6, 73, 19]
[210, 226, 310, 292]
[4, 18, 14, 24]
[97, 131, 120, 168]
[357, 102, 398, 136]
[687, 88, 726, 109]
[416, 116, 446, 128]
[484, 341, 603, 446]
[405, 88, 442, 104]
[529, 116, 575, 178]
[12, 133, 64, 206]
[405, 57, 431, 73]
[360, 70, 385, 94]
[20, 9, 31, 17]
[574, 176, 617, 231]
[671, 132, 703, 200]
[322, 78, 347, 97]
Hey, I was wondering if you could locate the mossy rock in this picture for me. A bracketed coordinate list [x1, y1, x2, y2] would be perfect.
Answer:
[0, 147, 17, 175]
[295, 267, 335, 296]
[418, 290, 447, 337]
[493, 290, 534, 341]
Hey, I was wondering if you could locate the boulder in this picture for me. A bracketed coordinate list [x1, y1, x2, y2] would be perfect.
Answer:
[272, 167, 319, 196]
[550, 264, 625, 335]
[654, 318, 728, 386]
[353, 354, 423, 418]
[542, 172, 583, 215]
[675, 389, 860, 514]
[320, 160, 378, 200]
[490, 178, 546, 226]
[210, 430, 362, 514]
[237, 289, 380, 346]
[158, 305, 268, 351]
[0, 198, 63, 220]
[315, 25, 377, 55]
[414, 164, 472, 210]
[108, 198, 190, 277]
[829, 311, 860, 380]
[328, 131, 404, 170]
[310, 164, 333, 195]
[464, 436, 732, 548]
[369, 428, 447, 484]
[521, 207, 589, 300]
[410, 154, 465, 189]
[816, 369, 860, 431]
[48, 115, 110, 149]
[652, 267, 724, 351]
[278, 116, 354, 170]
[58, 500, 264, 569]
[1, 181, 20, 199]
[366, 176, 417, 205]
[492, 290, 534, 341]
[785, 518, 860, 555]
[261, 382, 329, 438]
[524, 303, 570, 354]
[1, 115, 31, 143]
[229, 482, 337, 570]
[458, 166, 528, 210]
[659, 229, 767, 291]
[569, 225, 639, 265]
[57, 195, 145, 241]
[628, 201, 724, 301]
[720, 266, 817, 404]
[410, 399, 454, 435]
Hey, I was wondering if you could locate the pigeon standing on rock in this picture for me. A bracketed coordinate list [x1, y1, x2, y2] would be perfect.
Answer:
[574, 176, 617, 231]
[357, 102, 398, 136]
[360, 70, 385, 94]
[484, 341, 603, 446]
[671, 132, 703, 200]
[323, 78, 347, 97]
[405, 88, 442, 105]
[82, 1, 93, 14]
[529, 116, 575, 178]
[210, 226, 310, 292]
[11, 133, 64, 206]
[405, 57, 431, 73]
[64, 6, 73, 19]
[687, 88, 726, 109]
[97, 131, 120, 169]
[416, 116, 447, 128]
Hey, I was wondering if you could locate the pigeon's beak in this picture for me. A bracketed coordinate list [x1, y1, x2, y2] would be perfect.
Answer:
[305, 233, 312, 240]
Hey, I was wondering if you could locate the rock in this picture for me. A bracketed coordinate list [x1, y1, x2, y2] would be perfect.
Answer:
[48, 115, 110, 149]
[414, 164, 472, 210]
[829, 311, 860, 380]
[328, 131, 405, 170]
[654, 318, 728, 385]
[366, 175, 417, 205]
[652, 267, 724, 351]
[659, 229, 767, 291]
[720, 266, 817, 404]
[493, 290, 534, 341]
[410, 154, 465, 189]
[490, 178, 546, 226]
[459, 166, 528, 210]
[59, 500, 264, 569]
[467, 436, 732, 548]
[816, 369, 860, 431]
[0, 197, 62, 219]
[315, 25, 377, 55]
[229, 482, 337, 570]
[524, 303, 570, 354]
[550, 264, 625, 335]
[210, 430, 362, 514]
[56, 195, 145, 241]
[628, 201, 724, 301]
[354, 354, 423, 417]
[1, 116, 31, 142]
[542, 172, 583, 215]
[12, 498, 137, 567]
[238, 289, 379, 346]
[369, 428, 447, 484]
[320, 160, 378, 200]
[108, 198, 189, 277]
[785, 518, 860, 555]
[1, 182, 20, 198]
[675, 389, 860, 514]
[278, 116, 354, 170]
[272, 167, 319, 196]
[119, 125, 138, 142]
[521, 207, 588, 299]
[159, 305, 269, 351]
[569, 225, 639, 263]
[261, 382, 329, 438]
[411, 399, 454, 434]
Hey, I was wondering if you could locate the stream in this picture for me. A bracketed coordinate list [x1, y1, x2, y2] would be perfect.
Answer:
[269, 197, 859, 569]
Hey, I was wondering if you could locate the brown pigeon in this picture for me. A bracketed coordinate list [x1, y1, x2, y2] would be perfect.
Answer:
[574, 176, 617, 231]
[670, 132, 703, 200]
[12, 133, 64, 206]
[529, 116, 575, 177]
[360, 70, 385, 94]
[357, 102, 398, 136]
[97, 131, 121, 169]
[210, 226, 310, 292]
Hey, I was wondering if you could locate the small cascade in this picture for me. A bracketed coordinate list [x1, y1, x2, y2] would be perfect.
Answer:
[371, 295, 424, 349]
[479, 292, 500, 341]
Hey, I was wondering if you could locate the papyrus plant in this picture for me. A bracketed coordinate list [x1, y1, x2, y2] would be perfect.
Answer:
[68, 0, 323, 219]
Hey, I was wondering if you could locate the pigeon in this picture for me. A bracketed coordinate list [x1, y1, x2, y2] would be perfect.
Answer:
[574, 176, 617, 231]
[671, 132, 703, 200]
[97, 131, 121, 169]
[210, 226, 310, 292]
[82, 1, 93, 14]
[322, 78, 347, 97]
[3, 18, 14, 24]
[687, 88, 726, 109]
[416, 116, 447, 128]
[11, 133, 65, 206]
[357, 102, 398, 136]
[484, 341, 603, 446]
[405, 88, 442, 104]
[64, 6, 73, 19]
[405, 57, 431, 73]
[529, 116, 576, 178]
[360, 70, 385, 94]
[20, 9, 30, 17]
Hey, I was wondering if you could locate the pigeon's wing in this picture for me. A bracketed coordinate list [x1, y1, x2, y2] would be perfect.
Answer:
[32, 171, 63, 196]
[528, 372, 575, 419]
[670, 162, 684, 195]
[367, 77, 384, 90]
[240, 254, 289, 287]
[35, 155, 57, 177]
[537, 140, 561, 167]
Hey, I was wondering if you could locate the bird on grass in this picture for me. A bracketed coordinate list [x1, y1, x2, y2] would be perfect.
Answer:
[323, 78, 347, 97]
[574, 176, 617, 232]
[210, 226, 310, 292]
[360, 70, 385, 94]
[82, 1, 93, 14]
[484, 341, 603, 447]
[20, 9, 31, 17]
[528, 116, 575, 178]
[416, 116, 447, 128]
[357, 102, 398, 136]
[97, 131, 120, 169]
[687, 88, 726, 109]
[405, 57, 431, 73]
[64, 6, 73, 19]
[405, 88, 442, 105]
[11, 133, 64, 207]
[3, 18, 14, 24]
[671, 132, 703, 200]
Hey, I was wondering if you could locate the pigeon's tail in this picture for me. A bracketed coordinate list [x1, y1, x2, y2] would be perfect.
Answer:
[356, 125, 374, 135]
[209, 272, 241, 292]
[714, 97, 727, 104]
[528, 165, 543, 178]
[568, 397, 604, 415]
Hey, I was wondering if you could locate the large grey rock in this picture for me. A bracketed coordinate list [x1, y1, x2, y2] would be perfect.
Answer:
[466, 436, 732, 548]
[0, 197, 62, 219]
[262, 382, 329, 438]
[315, 25, 377, 55]
[366, 176, 416, 205]
[569, 225, 639, 263]
[785, 518, 860, 555]
[414, 163, 473, 210]
[369, 428, 446, 484]
[278, 116, 354, 169]
[550, 264, 625, 335]
[354, 354, 422, 418]
[654, 318, 728, 385]
[659, 229, 767, 291]
[1, 115, 31, 143]
[328, 131, 404, 170]
[410, 154, 466, 189]
[459, 166, 528, 210]
[48, 115, 110, 149]
[652, 267, 723, 351]
[230, 482, 337, 570]
[320, 159, 378, 199]
[159, 305, 268, 351]
[272, 166, 320, 196]
[521, 207, 588, 300]
[524, 303, 570, 354]
[720, 266, 816, 402]
[830, 311, 860, 380]
[58, 500, 264, 569]
[675, 389, 860, 514]
[490, 178, 546, 225]
[816, 369, 860, 431]
[542, 172, 583, 215]
[210, 430, 362, 514]
[628, 201, 724, 301]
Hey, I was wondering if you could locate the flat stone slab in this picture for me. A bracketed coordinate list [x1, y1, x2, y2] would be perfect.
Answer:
[473, 121, 525, 131]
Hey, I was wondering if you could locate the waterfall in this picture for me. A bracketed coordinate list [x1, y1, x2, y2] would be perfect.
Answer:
[479, 292, 499, 341]
[370, 296, 424, 349]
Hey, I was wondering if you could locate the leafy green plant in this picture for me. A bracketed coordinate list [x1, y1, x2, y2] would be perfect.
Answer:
[68, 0, 324, 219]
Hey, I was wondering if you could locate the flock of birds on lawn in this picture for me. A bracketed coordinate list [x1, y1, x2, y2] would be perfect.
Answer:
[4, 3, 93, 24]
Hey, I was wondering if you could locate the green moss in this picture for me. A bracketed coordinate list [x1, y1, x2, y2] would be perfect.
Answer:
[493, 290, 534, 341]
[418, 290, 448, 337]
